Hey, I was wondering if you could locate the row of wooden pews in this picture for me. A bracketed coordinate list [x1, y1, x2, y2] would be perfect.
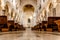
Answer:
[31, 17, 60, 32]
[0, 16, 25, 32]
[31, 23, 42, 31]
[14, 23, 25, 31]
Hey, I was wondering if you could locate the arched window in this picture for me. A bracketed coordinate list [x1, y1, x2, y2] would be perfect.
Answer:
[49, 3, 53, 9]
[39, 4, 41, 10]
[28, 18, 31, 23]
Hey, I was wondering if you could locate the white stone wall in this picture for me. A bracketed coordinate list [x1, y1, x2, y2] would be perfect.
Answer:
[56, 3, 60, 17]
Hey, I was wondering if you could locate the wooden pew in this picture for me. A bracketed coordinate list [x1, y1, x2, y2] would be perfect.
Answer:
[31, 24, 38, 30]
[39, 23, 42, 31]
[14, 23, 18, 31]
[0, 16, 8, 32]
[42, 21, 47, 31]
[19, 25, 25, 30]
[31, 23, 42, 31]
[14, 23, 25, 31]
[7, 20, 14, 31]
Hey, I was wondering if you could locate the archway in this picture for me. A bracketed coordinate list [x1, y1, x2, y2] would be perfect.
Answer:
[22, 4, 35, 27]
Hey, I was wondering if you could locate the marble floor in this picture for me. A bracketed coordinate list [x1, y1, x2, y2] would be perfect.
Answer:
[0, 28, 60, 40]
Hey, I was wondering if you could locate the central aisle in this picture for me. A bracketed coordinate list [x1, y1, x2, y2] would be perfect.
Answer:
[19, 28, 40, 40]
[0, 28, 60, 40]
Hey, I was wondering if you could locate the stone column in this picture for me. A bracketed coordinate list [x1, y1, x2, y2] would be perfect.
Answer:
[0, 0, 3, 16]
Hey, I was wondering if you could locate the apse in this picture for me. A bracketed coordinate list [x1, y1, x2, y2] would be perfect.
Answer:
[22, 4, 35, 27]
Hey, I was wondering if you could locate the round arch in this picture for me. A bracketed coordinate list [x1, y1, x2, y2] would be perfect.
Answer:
[23, 4, 35, 12]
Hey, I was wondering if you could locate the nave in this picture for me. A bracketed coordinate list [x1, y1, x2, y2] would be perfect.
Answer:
[0, 0, 60, 40]
[0, 28, 60, 40]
